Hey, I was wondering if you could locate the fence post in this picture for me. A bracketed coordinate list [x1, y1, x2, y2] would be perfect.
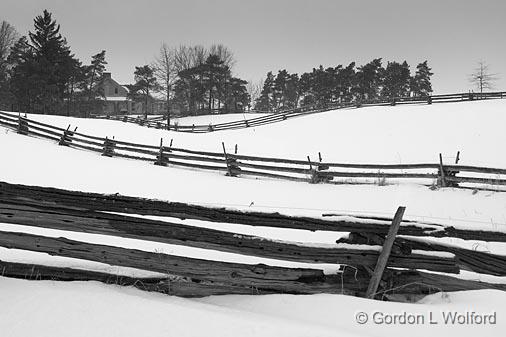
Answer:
[438, 153, 447, 187]
[315, 153, 331, 183]
[365, 206, 406, 299]
[154, 138, 169, 166]
[58, 125, 72, 146]
[427, 96, 432, 105]
[102, 137, 115, 157]
[308, 156, 319, 183]
[222, 142, 240, 177]
[16, 115, 29, 135]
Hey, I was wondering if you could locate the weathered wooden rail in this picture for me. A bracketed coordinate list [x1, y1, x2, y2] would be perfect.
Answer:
[103, 91, 506, 133]
[1, 111, 505, 191]
[0, 182, 505, 300]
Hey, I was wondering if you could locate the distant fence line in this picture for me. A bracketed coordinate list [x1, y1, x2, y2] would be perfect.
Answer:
[0, 110, 505, 191]
[102, 91, 506, 133]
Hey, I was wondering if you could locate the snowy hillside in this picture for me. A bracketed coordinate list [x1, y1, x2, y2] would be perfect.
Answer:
[19, 99, 506, 167]
[1, 100, 505, 337]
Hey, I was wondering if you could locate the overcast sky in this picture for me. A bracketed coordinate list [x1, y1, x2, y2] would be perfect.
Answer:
[2, 0, 505, 93]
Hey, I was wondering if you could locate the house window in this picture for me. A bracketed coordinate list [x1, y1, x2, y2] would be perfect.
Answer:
[114, 87, 118, 94]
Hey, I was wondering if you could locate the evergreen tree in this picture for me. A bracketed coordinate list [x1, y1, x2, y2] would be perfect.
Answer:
[410, 61, 433, 97]
[9, 10, 81, 114]
[225, 77, 249, 112]
[254, 71, 275, 111]
[285, 73, 300, 108]
[336, 62, 356, 102]
[7, 36, 36, 112]
[355, 58, 383, 101]
[128, 65, 158, 118]
[273, 69, 289, 109]
[82, 50, 107, 116]
[201, 54, 227, 112]
[381, 61, 411, 98]
[298, 72, 314, 106]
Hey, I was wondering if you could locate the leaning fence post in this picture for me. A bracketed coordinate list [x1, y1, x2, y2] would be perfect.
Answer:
[308, 155, 319, 183]
[58, 125, 72, 146]
[438, 153, 447, 187]
[222, 142, 239, 177]
[365, 206, 406, 299]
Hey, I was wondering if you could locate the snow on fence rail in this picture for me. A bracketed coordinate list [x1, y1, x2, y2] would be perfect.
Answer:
[1, 110, 506, 191]
[103, 91, 506, 133]
[0, 182, 505, 299]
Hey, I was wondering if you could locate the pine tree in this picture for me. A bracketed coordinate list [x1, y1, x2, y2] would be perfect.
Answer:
[410, 61, 433, 97]
[7, 36, 36, 112]
[128, 65, 158, 118]
[337, 62, 356, 103]
[381, 61, 411, 98]
[10, 10, 80, 114]
[298, 72, 314, 106]
[285, 73, 300, 108]
[225, 77, 249, 112]
[82, 50, 107, 116]
[355, 58, 383, 101]
[254, 71, 275, 111]
[273, 70, 289, 109]
[29, 10, 78, 108]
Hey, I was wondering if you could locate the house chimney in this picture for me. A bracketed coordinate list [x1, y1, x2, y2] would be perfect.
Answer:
[103, 72, 112, 79]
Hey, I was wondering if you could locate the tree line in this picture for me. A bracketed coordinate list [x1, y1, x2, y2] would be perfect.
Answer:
[0, 10, 251, 118]
[254, 60, 434, 111]
[0, 11, 109, 116]
[2, 10, 499, 119]
[137, 43, 250, 121]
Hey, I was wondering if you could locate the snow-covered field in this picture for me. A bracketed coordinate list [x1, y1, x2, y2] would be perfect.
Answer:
[1, 100, 505, 336]
[19, 99, 506, 167]
[1, 278, 503, 337]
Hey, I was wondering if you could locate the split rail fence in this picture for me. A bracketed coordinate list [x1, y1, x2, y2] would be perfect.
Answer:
[0, 182, 505, 300]
[1, 111, 506, 191]
[103, 91, 506, 133]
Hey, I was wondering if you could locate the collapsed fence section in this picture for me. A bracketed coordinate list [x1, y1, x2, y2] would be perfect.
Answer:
[0, 182, 505, 300]
[1, 111, 506, 191]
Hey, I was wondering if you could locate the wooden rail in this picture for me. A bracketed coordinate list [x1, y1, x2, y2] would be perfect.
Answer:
[1, 110, 505, 191]
[102, 91, 506, 133]
[0, 182, 505, 299]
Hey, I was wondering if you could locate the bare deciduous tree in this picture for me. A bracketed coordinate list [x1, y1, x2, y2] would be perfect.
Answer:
[209, 44, 235, 70]
[174, 44, 206, 73]
[469, 61, 498, 93]
[152, 43, 177, 124]
[0, 20, 19, 74]
[246, 78, 264, 110]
